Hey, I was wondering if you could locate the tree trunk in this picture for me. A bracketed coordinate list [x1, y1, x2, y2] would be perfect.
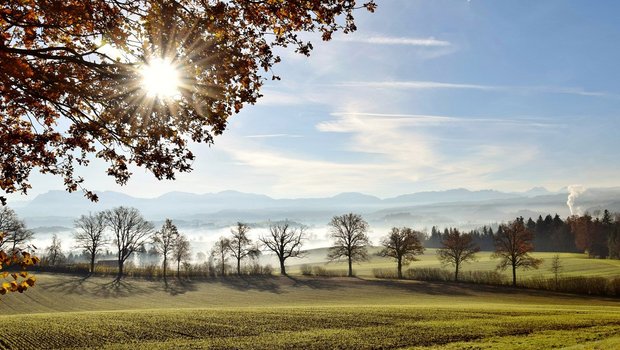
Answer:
[348, 256, 353, 277]
[279, 259, 286, 275]
[237, 258, 241, 275]
[177, 259, 181, 279]
[512, 264, 517, 287]
[163, 256, 167, 282]
[454, 263, 459, 282]
[90, 254, 95, 274]
[397, 258, 402, 279]
[117, 260, 124, 280]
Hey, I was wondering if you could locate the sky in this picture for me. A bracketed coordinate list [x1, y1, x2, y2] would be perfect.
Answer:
[12, 0, 620, 200]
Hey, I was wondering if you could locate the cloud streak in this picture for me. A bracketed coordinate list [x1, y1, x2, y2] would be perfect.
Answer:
[217, 109, 542, 197]
[321, 112, 556, 129]
[336, 81, 490, 90]
[244, 134, 303, 138]
[337, 36, 451, 47]
[336, 81, 612, 97]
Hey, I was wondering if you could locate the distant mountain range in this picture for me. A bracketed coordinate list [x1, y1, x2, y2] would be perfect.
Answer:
[10, 187, 620, 232]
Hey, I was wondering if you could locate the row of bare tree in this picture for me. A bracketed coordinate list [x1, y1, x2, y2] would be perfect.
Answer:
[74, 207, 191, 280]
[210, 221, 305, 276]
[321, 214, 540, 286]
[3, 205, 542, 286]
[207, 212, 538, 287]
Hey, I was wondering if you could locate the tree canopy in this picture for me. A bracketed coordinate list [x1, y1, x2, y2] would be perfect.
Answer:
[379, 227, 424, 279]
[229, 222, 260, 275]
[152, 218, 179, 281]
[437, 228, 479, 282]
[327, 213, 370, 277]
[74, 211, 108, 273]
[492, 218, 542, 286]
[260, 221, 306, 275]
[0, 207, 33, 251]
[0, 0, 376, 204]
[104, 206, 154, 279]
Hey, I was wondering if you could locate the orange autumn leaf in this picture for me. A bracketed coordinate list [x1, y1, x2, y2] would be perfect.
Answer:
[0, 230, 39, 296]
[26, 277, 36, 287]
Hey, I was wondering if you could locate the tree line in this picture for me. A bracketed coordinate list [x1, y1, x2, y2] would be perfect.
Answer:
[1, 205, 618, 287]
[426, 211, 620, 259]
[322, 214, 539, 287]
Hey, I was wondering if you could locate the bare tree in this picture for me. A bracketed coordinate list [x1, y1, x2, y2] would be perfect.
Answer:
[152, 219, 179, 282]
[173, 234, 191, 278]
[0, 207, 20, 234]
[74, 212, 108, 273]
[0, 207, 33, 252]
[229, 222, 261, 275]
[211, 237, 230, 276]
[550, 254, 563, 289]
[493, 218, 542, 286]
[260, 221, 307, 275]
[437, 229, 480, 281]
[104, 207, 154, 280]
[327, 213, 370, 277]
[379, 227, 425, 279]
[44, 234, 64, 266]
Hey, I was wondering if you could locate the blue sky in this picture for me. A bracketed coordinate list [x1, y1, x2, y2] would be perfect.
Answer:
[15, 0, 620, 199]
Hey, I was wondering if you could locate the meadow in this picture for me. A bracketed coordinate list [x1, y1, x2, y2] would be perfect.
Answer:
[282, 248, 620, 279]
[1, 273, 619, 349]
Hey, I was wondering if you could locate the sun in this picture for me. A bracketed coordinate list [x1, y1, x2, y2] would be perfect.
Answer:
[140, 58, 181, 99]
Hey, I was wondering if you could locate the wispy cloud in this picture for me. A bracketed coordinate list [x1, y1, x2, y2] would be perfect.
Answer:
[217, 109, 542, 197]
[337, 36, 451, 47]
[530, 86, 609, 97]
[223, 145, 395, 196]
[317, 113, 456, 132]
[323, 112, 557, 129]
[336, 81, 612, 97]
[256, 81, 612, 111]
[335, 81, 491, 90]
[254, 89, 310, 106]
[244, 134, 303, 138]
[316, 111, 540, 169]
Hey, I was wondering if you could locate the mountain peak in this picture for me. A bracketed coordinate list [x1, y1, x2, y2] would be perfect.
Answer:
[522, 187, 551, 197]
[332, 192, 380, 200]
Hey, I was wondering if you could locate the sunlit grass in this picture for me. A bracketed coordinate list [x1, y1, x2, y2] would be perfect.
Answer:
[2, 274, 619, 348]
[1, 305, 619, 349]
[282, 248, 620, 279]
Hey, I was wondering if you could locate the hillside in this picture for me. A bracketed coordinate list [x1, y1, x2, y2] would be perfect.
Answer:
[0, 274, 619, 349]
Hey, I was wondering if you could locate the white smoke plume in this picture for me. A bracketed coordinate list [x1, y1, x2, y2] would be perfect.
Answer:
[567, 185, 586, 215]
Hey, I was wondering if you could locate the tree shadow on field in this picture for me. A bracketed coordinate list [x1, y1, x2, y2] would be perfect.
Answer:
[93, 279, 151, 298]
[357, 278, 619, 302]
[42, 274, 197, 297]
[362, 278, 474, 296]
[213, 275, 284, 294]
[44, 276, 152, 298]
[284, 275, 344, 290]
[42, 274, 92, 295]
[152, 279, 199, 296]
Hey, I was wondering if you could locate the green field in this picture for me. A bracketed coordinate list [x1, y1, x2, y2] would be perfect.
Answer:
[282, 248, 620, 279]
[1, 273, 619, 349]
